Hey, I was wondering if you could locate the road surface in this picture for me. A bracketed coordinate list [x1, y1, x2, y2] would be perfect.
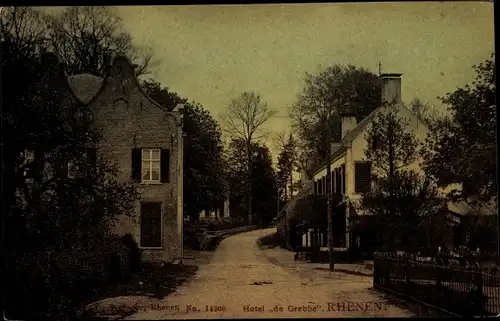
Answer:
[124, 228, 414, 319]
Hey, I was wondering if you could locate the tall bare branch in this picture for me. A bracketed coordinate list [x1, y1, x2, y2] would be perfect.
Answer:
[221, 92, 276, 143]
[45, 6, 156, 77]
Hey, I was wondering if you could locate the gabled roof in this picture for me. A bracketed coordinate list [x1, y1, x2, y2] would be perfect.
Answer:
[339, 106, 382, 145]
[312, 103, 428, 176]
[67, 74, 104, 104]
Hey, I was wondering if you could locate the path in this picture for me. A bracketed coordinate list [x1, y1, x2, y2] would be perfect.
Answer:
[124, 228, 414, 319]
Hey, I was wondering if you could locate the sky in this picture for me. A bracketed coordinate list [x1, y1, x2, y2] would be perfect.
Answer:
[44, 3, 495, 162]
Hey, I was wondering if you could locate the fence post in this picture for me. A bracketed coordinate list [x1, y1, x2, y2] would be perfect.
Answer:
[469, 270, 485, 316]
[405, 256, 410, 287]
[385, 257, 391, 287]
[436, 265, 442, 292]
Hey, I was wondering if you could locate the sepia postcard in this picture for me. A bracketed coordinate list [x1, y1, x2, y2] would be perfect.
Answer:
[2, 2, 497, 320]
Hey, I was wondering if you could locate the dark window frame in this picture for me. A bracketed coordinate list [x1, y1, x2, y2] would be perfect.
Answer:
[140, 201, 163, 248]
[354, 161, 372, 194]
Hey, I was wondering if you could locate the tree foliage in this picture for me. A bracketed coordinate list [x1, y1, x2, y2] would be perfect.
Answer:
[3, 33, 141, 318]
[141, 80, 228, 220]
[0, 7, 48, 56]
[360, 171, 448, 253]
[183, 102, 228, 220]
[364, 103, 420, 178]
[226, 139, 278, 224]
[360, 103, 448, 252]
[46, 6, 155, 76]
[221, 91, 276, 223]
[423, 54, 496, 204]
[277, 133, 297, 200]
[407, 98, 443, 127]
[1, 7, 155, 77]
[141, 79, 187, 111]
[290, 65, 381, 171]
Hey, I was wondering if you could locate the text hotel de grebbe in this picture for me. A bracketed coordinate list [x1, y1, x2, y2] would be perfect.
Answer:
[141, 302, 385, 314]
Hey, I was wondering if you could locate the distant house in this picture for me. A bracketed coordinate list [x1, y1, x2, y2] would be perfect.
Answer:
[308, 73, 463, 258]
[275, 174, 313, 250]
[30, 52, 185, 263]
[307, 73, 497, 258]
[445, 197, 497, 251]
[199, 199, 231, 219]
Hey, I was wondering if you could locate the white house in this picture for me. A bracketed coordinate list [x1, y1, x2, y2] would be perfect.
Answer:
[199, 199, 231, 219]
[310, 73, 432, 253]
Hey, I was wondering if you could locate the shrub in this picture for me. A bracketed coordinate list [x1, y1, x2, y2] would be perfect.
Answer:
[121, 233, 141, 274]
[4, 234, 142, 320]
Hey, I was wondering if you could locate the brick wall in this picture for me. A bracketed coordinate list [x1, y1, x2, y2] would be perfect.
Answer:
[65, 54, 183, 262]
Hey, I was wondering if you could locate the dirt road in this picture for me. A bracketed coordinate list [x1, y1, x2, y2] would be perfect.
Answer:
[124, 228, 414, 319]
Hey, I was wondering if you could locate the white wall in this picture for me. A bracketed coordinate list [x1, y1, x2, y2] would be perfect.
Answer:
[349, 104, 460, 200]
[313, 155, 346, 182]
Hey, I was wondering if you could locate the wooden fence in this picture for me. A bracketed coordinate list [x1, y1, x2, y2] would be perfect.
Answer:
[374, 252, 500, 317]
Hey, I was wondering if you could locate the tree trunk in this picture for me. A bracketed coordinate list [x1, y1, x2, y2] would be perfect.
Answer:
[388, 121, 395, 178]
[247, 139, 252, 225]
[326, 143, 334, 271]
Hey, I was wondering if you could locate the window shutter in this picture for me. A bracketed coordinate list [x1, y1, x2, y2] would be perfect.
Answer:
[140, 202, 162, 247]
[333, 170, 337, 194]
[341, 165, 346, 195]
[160, 149, 170, 183]
[355, 162, 372, 193]
[131, 148, 141, 181]
[335, 168, 341, 195]
[87, 148, 97, 169]
[330, 171, 334, 194]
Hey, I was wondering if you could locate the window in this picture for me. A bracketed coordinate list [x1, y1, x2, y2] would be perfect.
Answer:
[341, 165, 346, 194]
[355, 161, 372, 193]
[132, 148, 170, 183]
[333, 205, 347, 247]
[335, 168, 341, 195]
[140, 202, 162, 248]
[340, 165, 345, 195]
[314, 180, 318, 195]
[23, 150, 35, 177]
[330, 171, 334, 194]
[142, 149, 161, 182]
[333, 169, 337, 194]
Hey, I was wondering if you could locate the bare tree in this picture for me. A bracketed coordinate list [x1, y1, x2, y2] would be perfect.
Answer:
[272, 130, 289, 152]
[0, 7, 50, 56]
[407, 98, 445, 127]
[45, 6, 156, 77]
[221, 92, 276, 224]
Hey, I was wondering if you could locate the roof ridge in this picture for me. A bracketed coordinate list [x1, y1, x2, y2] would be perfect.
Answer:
[340, 105, 383, 144]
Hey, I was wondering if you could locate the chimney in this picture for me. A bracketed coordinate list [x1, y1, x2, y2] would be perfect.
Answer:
[380, 73, 403, 105]
[340, 104, 357, 139]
